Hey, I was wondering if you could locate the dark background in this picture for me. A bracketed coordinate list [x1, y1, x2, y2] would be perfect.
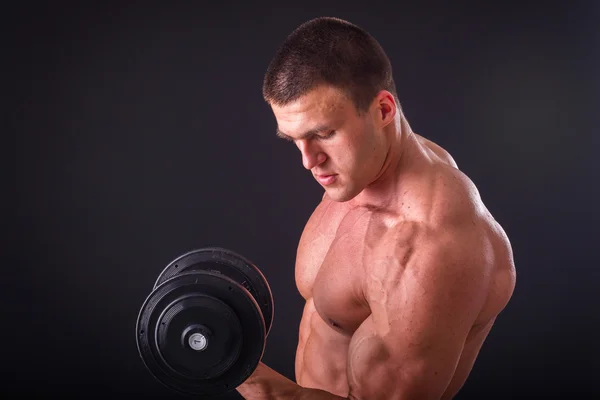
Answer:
[6, 1, 599, 398]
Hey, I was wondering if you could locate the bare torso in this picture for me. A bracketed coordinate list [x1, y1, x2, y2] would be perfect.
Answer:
[294, 134, 516, 399]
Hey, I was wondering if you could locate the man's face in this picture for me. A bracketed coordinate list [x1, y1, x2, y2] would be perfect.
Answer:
[271, 85, 388, 202]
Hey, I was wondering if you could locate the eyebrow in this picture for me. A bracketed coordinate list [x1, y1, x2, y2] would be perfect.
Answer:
[276, 124, 331, 141]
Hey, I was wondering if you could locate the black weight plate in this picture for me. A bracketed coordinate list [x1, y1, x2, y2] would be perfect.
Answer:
[157, 294, 243, 380]
[137, 271, 266, 397]
[154, 247, 274, 336]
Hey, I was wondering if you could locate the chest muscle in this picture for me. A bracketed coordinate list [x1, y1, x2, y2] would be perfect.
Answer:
[297, 206, 374, 335]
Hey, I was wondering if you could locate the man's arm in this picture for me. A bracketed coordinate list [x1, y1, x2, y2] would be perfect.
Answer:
[237, 362, 345, 400]
[345, 222, 491, 400]
[237, 221, 491, 400]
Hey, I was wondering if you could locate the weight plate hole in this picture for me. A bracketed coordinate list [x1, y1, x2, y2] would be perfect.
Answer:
[139, 330, 144, 335]
[175, 264, 178, 268]
[228, 286, 232, 291]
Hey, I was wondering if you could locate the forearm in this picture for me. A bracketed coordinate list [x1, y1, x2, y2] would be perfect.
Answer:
[236, 362, 347, 400]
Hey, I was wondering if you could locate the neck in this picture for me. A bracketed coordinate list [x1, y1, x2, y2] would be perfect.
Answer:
[351, 114, 417, 210]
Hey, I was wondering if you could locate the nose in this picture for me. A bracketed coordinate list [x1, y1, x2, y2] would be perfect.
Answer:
[297, 140, 326, 170]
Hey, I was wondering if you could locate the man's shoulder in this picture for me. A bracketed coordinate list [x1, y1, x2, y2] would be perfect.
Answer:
[374, 165, 497, 263]
[384, 165, 513, 285]
[403, 160, 488, 230]
[416, 134, 459, 169]
[393, 166, 515, 322]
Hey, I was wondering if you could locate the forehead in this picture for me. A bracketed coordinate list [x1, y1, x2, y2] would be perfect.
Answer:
[271, 85, 353, 126]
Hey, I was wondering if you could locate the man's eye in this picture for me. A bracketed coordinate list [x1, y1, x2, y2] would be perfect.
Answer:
[317, 131, 335, 140]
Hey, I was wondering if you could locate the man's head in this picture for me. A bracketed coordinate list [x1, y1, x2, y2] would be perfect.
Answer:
[263, 16, 397, 113]
[263, 17, 400, 202]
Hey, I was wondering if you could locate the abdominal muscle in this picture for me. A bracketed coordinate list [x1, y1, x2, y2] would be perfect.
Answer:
[295, 298, 352, 397]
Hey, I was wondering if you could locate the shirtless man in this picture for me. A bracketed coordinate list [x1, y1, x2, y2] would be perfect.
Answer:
[236, 17, 516, 400]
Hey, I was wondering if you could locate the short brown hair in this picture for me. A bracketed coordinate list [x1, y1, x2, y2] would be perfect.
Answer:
[263, 17, 398, 113]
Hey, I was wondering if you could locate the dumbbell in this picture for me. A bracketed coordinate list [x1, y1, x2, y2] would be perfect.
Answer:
[136, 247, 274, 397]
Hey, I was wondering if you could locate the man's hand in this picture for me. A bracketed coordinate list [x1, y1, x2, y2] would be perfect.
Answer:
[237, 362, 346, 400]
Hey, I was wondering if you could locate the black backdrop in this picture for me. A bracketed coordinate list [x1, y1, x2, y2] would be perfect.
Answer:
[6, 1, 599, 398]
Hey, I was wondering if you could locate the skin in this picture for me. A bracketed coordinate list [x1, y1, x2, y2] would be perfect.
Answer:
[236, 84, 516, 400]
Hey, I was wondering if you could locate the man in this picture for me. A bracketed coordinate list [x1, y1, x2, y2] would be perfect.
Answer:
[237, 17, 516, 400]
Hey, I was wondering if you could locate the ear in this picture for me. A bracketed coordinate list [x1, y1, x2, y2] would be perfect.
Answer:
[373, 90, 397, 129]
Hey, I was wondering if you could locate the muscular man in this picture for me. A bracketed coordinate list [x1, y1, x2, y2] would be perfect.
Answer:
[237, 17, 516, 400]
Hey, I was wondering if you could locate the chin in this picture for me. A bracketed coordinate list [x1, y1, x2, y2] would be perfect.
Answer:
[325, 186, 359, 203]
